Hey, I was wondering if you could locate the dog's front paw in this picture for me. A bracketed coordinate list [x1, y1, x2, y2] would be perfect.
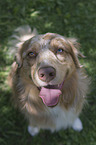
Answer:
[28, 126, 40, 136]
[72, 118, 83, 132]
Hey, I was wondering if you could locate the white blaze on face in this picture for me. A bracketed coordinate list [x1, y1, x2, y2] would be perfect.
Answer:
[40, 48, 56, 61]
[33, 49, 57, 87]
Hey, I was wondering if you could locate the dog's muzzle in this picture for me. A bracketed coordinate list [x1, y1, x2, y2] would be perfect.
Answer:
[37, 66, 64, 107]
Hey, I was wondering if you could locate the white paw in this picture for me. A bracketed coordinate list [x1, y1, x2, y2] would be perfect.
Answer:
[28, 126, 39, 136]
[72, 118, 83, 132]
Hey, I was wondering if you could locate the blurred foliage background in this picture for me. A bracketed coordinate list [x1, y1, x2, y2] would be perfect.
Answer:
[0, 0, 96, 145]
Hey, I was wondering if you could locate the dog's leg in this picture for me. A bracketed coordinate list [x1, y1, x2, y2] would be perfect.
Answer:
[72, 118, 83, 131]
[28, 126, 40, 136]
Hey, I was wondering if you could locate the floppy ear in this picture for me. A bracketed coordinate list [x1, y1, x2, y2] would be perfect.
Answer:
[68, 38, 85, 57]
[14, 38, 31, 68]
[14, 52, 23, 68]
[67, 38, 85, 68]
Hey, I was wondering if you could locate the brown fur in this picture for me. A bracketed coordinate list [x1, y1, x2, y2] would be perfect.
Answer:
[8, 32, 89, 131]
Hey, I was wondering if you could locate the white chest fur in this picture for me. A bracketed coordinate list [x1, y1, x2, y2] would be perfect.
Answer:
[48, 106, 78, 131]
[28, 106, 83, 136]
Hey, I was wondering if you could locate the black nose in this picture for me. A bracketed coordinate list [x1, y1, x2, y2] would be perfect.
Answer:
[38, 67, 56, 82]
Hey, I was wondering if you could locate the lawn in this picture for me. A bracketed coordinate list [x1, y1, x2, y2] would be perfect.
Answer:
[0, 0, 96, 145]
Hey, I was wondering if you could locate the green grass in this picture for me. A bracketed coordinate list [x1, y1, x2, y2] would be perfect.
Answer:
[0, 0, 96, 145]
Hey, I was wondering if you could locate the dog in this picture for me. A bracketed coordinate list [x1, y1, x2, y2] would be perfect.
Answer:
[8, 26, 89, 136]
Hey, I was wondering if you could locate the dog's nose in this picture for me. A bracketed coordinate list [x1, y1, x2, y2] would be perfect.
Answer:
[38, 67, 56, 82]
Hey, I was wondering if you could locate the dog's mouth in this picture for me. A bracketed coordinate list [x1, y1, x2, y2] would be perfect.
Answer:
[38, 82, 64, 107]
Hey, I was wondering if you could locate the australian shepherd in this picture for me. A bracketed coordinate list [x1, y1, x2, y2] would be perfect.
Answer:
[8, 26, 89, 136]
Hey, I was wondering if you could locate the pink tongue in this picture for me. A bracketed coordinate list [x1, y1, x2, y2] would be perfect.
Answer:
[39, 87, 62, 107]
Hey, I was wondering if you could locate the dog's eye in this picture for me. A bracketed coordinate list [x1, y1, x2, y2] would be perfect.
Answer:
[56, 48, 64, 53]
[28, 52, 37, 57]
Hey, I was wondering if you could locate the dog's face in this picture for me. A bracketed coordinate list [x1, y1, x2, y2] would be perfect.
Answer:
[15, 33, 81, 107]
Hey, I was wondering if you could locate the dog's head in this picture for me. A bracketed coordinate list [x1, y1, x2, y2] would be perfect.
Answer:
[15, 33, 83, 107]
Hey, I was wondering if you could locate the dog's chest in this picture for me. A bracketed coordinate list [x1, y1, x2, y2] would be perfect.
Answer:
[48, 106, 77, 130]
